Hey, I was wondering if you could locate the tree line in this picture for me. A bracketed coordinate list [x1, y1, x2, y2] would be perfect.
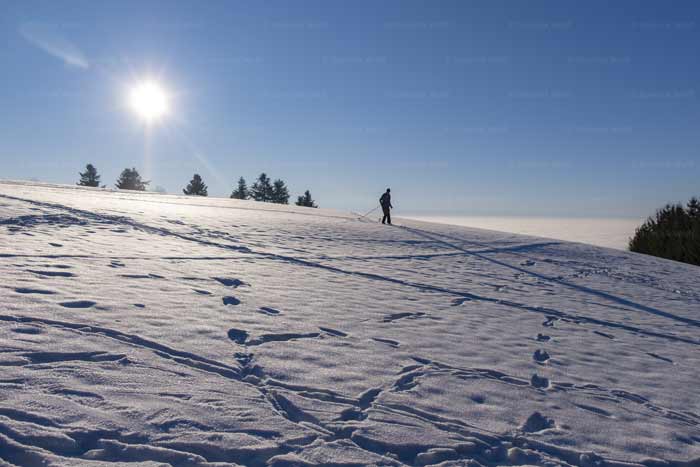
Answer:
[629, 196, 700, 266]
[77, 164, 317, 208]
[230, 174, 316, 207]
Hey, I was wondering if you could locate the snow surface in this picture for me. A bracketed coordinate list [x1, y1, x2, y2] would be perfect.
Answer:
[403, 217, 642, 251]
[0, 180, 699, 467]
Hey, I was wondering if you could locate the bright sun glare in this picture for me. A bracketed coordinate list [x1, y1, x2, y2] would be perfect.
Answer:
[128, 80, 169, 123]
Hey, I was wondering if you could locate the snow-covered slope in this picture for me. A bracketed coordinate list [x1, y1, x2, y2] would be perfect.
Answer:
[1, 180, 699, 467]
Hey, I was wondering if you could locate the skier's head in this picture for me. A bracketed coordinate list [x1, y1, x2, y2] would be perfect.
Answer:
[386, 188, 391, 193]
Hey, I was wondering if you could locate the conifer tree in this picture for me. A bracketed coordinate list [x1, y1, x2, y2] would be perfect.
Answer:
[77, 163, 101, 187]
[115, 168, 149, 191]
[629, 199, 700, 266]
[688, 197, 700, 218]
[271, 179, 290, 204]
[230, 177, 249, 199]
[250, 173, 273, 202]
[183, 173, 208, 196]
[295, 190, 318, 208]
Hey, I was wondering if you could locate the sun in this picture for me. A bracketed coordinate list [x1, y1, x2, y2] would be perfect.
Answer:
[128, 80, 169, 123]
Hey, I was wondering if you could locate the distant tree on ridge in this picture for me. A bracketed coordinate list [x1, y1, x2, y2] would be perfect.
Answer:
[295, 190, 318, 208]
[115, 168, 149, 191]
[230, 177, 249, 199]
[77, 163, 101, 187]
[688, 197, 700, 218]
[271, 179, 290, 204]
[183, 173, 208, 196]
[250, 173, 274, 202]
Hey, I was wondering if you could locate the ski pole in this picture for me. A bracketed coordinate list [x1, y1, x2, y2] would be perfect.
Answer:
[359, 205, 380, 218]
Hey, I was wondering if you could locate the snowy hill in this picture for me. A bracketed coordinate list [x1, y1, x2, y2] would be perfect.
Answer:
[1, 180, 699, 467]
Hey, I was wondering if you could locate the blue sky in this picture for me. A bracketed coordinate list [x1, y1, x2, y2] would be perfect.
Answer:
[1, 1, 698, 216]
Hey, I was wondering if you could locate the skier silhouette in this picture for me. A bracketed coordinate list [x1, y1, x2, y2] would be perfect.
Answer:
[380, 188, 393, 225]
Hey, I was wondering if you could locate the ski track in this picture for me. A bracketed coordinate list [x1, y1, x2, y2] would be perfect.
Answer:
[0, 183, 699, 466]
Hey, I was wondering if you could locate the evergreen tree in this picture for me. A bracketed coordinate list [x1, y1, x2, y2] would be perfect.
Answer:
[183, 173, 208, 196]
[688, 197, 700, 218]
[115, 168, 149, 191]
[630, 199, 700, 266]
[77, 163, 101, 187]
[250, 173, 273, 202]
[230, 177, 249, 199]
[295, 190, 318, 208]
[271, 179, 290, 204]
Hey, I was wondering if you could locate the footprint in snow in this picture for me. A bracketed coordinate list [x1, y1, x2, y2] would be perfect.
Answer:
[214, 278, 247, 288]
[339, 408, 367, 421]
[227, 328, 249, 344]
[15, 287, 56, 295]
[28, 269, 75, 278]
[258, 307, 281, 315]
[412, 356, 431, 365]
[319, 327, 348, 337]
[470, 394, 486, 404]
[222, 296, 240, 306]
[12, 326, 44, 335]
[249, 333, 320, 346]
[533, 349, 550, 363]
[59, 300, 97, 309]
[234, 352, 253, 366]
[530, 374, 549, 389]
[521, 260, 536, 266]
[372, 338, 400, 348]
[120, 274, 164, 279]
[542, 316, 558, 327]
[49, 243, 62, 247]
[521, 412, 554, 432]
[382, 312, 437, 323]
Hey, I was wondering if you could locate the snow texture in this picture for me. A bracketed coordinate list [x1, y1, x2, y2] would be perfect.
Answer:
[0, 180, 699, 467]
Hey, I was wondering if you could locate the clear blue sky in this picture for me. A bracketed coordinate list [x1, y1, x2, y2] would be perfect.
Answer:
[1, 1, 698, 216]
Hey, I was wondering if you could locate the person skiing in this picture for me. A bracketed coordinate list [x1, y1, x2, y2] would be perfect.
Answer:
[379, 188, 393, 225]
